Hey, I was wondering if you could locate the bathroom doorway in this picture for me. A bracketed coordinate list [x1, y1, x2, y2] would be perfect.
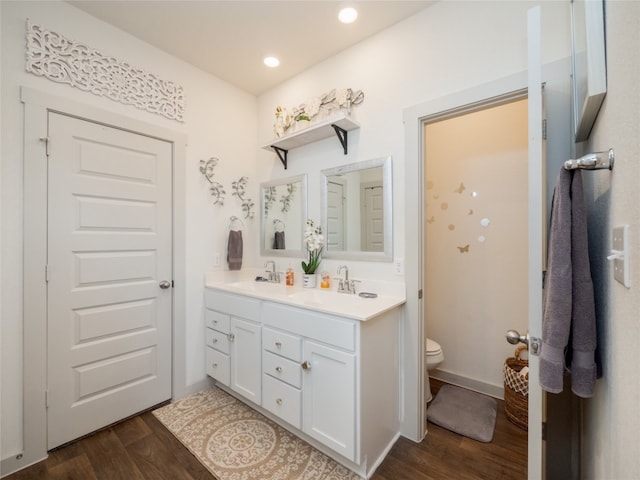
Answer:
[423, 98, 529, 399]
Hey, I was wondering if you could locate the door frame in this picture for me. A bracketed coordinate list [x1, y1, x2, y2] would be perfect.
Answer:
[403, 70, 531, 439]
[16, 86, 187, 472]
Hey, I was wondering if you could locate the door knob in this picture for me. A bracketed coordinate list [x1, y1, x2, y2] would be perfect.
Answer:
[301, 361, 312, 371]
[159, 280, 171, 289]
[506, 329, 529, 346]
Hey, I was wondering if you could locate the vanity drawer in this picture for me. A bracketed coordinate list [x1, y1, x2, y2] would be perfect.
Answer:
[262, 302, 356, 351]
[206, 328, 230, 354]
[263, 351, 301, 388]
[206, 309, 230, 333]
[262, 374, 301, 429]
[263, 327, 302, 361]
[206, 346, 230, 386]
[205, 289, 260, 321]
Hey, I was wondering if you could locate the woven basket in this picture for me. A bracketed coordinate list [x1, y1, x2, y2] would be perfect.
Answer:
[503, 345, 529, 431]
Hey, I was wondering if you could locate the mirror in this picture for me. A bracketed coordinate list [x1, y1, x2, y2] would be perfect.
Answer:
[321, 156, 392, 262]
[571, 0, 607, 142]
[260, 174, 307, 257]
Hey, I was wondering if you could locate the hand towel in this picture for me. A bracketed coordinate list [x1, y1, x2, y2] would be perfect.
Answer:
[273, 231, 286, 249]
[227, 230, 243, 271]
[540, 169, 597, 398]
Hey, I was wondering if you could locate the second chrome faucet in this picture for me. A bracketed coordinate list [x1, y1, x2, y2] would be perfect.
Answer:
[336, 265, 358, 294]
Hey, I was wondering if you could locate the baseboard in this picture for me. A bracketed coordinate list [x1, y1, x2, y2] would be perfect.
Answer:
[430, 370, 504, 400]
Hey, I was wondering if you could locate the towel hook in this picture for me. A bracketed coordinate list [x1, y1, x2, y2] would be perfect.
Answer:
[564, 148, 614, 171]
[229, 215, 244, 229]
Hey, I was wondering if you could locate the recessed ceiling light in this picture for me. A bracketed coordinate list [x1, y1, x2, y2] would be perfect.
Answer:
[263, 56, 280, 68]
[338, 7, 358, 24]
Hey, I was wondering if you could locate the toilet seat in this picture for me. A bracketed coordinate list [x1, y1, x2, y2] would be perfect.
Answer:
[426, 338, 442, 356]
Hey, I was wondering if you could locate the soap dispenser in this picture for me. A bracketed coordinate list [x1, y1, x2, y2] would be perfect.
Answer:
[286, 266, 294, 286]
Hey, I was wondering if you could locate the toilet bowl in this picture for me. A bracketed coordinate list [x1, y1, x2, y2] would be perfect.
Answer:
[425, 338, 444, 371]
[425, 338, 444, 403]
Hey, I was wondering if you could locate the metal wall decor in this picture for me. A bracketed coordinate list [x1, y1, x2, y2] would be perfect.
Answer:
[199, 157, 226, 205]
[232, 176, 255, 220]
[26, 20, 185, 122]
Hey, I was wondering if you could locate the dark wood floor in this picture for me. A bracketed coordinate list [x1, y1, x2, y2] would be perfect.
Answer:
[5, 379, 527, 480]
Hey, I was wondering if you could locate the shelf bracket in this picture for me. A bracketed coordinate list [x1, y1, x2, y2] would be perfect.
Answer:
[271, 146, 288, 169]
[331, 124, 349, 154]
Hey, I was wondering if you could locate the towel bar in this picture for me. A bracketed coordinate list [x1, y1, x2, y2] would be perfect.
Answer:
[564, 148, 614, 171]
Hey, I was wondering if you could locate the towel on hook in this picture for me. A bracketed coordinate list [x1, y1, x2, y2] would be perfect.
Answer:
[539, 168, 597, 398]
[273, 231, 286, 249]
[227, 229, 243, 271]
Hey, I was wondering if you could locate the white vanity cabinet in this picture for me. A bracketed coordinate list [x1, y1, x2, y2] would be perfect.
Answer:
[262, 301, 358, 461]
[204, 283, 402, 479]
[205, 289, 262, 405]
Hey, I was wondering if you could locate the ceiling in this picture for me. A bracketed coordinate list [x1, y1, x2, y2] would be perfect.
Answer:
[67, 1, 434, 95]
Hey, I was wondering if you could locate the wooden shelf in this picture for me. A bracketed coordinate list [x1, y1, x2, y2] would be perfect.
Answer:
[262, 113, 360, 169]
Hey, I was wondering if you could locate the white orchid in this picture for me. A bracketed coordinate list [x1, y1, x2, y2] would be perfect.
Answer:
[302, 220, 324, 274]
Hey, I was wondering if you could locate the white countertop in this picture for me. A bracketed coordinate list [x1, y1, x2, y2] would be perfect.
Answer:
[205, 270, 406, 321]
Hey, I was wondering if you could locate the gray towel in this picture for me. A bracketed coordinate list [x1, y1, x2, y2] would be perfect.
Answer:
[227, 230, 243, 271]
[540, 169, 597, 398]
[273, 231, 285, 249]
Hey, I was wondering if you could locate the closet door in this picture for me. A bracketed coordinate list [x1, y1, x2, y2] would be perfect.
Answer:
[46, 112, 173, 449]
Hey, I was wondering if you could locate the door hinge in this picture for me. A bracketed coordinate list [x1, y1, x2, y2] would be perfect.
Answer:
[542, 119, 547, 140]
[45, 265, 49, 283]
[541, 421, 547, 441]
[418, 289, 423, 299]
[45, 390, 49, 408]
[39, 137, 50, 156]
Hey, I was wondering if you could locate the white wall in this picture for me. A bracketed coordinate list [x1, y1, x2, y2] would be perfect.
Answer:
[1, 0, 257, 464]
[581, 2, 640, 479]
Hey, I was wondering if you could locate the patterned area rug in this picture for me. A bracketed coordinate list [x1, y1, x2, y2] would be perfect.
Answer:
[153, 386, 361, 480]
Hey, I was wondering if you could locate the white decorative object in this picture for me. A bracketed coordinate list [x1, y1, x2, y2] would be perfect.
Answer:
[273, 88, 364, 137]
[25, 21, 185, 122]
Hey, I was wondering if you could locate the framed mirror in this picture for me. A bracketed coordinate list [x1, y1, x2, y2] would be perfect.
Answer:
[321, 156, 393, 262]
[571, 0, 607, 142]
[260, 174, 307, 257]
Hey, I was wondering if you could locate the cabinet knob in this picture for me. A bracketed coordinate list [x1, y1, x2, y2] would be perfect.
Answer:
[301, 360, 312, 371]
[212, 363, 218, 368]
[275, 366, 282, 373]
[276, 398, 283, 405]
[212, 338, 218, 343]
[275, 341, 282, 349]
[227, 333, 235, 342]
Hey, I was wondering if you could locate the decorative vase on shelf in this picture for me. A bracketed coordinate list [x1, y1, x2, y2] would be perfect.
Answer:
[302, 273, 317, 288]
[294, 114, 311, 131]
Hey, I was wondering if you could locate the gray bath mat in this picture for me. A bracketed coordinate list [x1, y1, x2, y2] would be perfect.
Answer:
[427, 384, 497, 443]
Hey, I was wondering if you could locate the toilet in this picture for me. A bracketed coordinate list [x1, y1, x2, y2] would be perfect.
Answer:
[424, 338, 444, 403]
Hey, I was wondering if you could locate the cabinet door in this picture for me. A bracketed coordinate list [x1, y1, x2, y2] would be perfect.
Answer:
[302, 340, 356, 461]
[230, 317, 262, 404]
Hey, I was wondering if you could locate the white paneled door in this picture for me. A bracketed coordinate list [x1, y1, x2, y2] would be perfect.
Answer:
[46, 113, 173, 449]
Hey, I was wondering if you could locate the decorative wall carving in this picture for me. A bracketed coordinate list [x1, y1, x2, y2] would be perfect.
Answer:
[25, 21, 185, 122]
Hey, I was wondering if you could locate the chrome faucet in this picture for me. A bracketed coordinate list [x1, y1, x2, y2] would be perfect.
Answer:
[337, 265, 349, 281]
[264, 260, 280, 283]
[337, 265, 357, 294]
